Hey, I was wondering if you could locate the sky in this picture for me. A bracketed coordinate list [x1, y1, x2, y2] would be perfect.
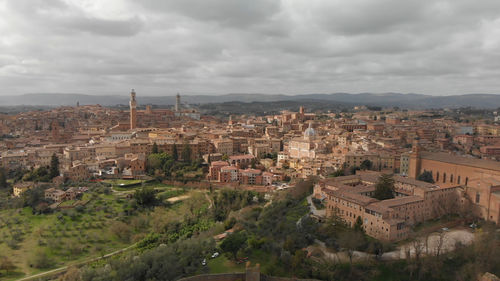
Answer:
[1, 0, 500, 96]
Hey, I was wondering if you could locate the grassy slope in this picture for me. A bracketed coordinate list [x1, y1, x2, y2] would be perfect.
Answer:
[0, 183, 187, 280]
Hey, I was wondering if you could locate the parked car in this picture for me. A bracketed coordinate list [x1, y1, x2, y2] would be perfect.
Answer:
[201, 259, 207, 266]
[211, 252, 219, 258]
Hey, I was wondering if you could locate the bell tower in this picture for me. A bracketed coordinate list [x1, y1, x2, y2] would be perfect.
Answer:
[130, 89, 137, 130]
[408, 139, 421, 179]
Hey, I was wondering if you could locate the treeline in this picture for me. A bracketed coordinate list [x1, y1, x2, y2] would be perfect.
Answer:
[66, 237, 215, 281]
[146, 144, 205, 181]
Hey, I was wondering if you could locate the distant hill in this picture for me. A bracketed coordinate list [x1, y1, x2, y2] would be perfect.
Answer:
[2, 93, 500, 109]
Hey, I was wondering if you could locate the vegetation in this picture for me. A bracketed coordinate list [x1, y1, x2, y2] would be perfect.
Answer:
[220, 231, 247, 260]
[31, 184, 500, 281]
[49, 153, 59, 179]
[146, 152, 203, 181]
[360, 159, 373, 170]
[417, 170, 435, 183]
[0, 168, 7, 189]
[329, 169, 345, 178]
[374, 174, 395, 200]
[0, 181, 190, 278]
[134, 187, 157, 207]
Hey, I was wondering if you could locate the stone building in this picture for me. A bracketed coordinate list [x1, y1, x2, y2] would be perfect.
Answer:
[317, 172, 462, 241]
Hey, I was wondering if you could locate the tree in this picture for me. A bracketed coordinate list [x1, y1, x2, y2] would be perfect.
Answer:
[360, 159, 373, 170]
[0, 256, 16, 272]
[417, 170, 435, 183]
[354, 216, 364, 232]
[147, 153, 172, 175]
[23, 186, 46, 210]
[338, 231, 365, 268]
[374, 174, 395, 200]
[291, 179, 314, 199]
[151, 142, 159, 154]
[134, 187, 157, 206]
[58, 266, 82, 281]
[181, 142, 191, 162]
[220, 231, 247, 260]
[110, 221, 132, 242]
[349, 166, 360, 175]
[0, 167, 7, 188]
[29, 249, 53, 269]
[329, 169, 344, 178]
[250, 158, 257, 169]
[49, 153, 59, 179]
[172, 145, 179, 161]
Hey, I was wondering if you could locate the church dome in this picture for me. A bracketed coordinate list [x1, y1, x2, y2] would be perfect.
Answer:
[304, 123, 316, 138]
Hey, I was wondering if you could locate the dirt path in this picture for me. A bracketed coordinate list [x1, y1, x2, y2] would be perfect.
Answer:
[204, 193, 213, 209]
[306, 195, 326, 217]
[15, 243, 137, 281]
[312, 229, 475, 263]
[381, 229, 474, 260]
[167, 194, 190, 203]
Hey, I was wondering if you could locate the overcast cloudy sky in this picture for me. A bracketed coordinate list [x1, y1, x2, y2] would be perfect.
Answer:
[1, 0, 500, 96]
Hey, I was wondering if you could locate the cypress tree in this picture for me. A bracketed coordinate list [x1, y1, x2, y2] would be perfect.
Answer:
[49, 153, 59, 179]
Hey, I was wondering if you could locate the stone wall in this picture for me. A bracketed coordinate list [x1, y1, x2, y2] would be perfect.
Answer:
[177, 273, 245, 281]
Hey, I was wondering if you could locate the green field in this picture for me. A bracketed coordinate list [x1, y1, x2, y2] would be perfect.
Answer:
[208, 255, 245, 273]
[102, 179, 144, 186]
[0, 183, 193, 280]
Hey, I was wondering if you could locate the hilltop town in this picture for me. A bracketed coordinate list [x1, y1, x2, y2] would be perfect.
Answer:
[0, 91, 499, 280]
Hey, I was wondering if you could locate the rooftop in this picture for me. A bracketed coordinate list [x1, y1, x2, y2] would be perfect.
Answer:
[420, 151, 500, 171]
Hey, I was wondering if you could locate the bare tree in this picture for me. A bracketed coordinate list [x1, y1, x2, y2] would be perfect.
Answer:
[338, 231, 364, 268]
[435, 232, 446, 257]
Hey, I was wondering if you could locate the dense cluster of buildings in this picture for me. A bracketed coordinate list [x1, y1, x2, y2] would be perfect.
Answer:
[1, 90, 499, 239]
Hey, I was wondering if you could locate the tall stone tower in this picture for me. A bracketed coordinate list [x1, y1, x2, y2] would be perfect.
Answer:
[408, 139, 421, 179]
[130, 89, 137, 130]
[175, 93, 181, 112]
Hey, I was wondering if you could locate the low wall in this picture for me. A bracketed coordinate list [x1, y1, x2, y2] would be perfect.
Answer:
[177, 273, 245, 281]
[178, 273, 320, 281]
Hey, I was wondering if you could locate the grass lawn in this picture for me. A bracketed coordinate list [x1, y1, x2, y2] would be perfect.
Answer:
[103, 179, 144, 186]
[412, 214, 461, 233]
[208, 255, 245, 273]
[112, 182, 175, 192]
[208, 249, 279, 275]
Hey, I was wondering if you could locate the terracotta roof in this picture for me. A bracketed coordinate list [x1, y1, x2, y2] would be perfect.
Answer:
[420, 151, 500, 171]
[325, 189, 378, 206]
[369, 196, 423, 209]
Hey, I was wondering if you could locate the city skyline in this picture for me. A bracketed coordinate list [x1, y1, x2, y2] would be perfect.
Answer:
[1, 0, 500, 96]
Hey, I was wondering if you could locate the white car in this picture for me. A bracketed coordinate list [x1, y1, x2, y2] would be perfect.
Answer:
[211, 252, 219, 258]
[201, 259, 207, 266]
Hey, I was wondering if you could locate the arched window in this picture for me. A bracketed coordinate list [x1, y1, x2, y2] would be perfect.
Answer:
[436, 172, 439, 182]
[443, 173, 446, 183]
[465, 177, 469, 186]
[458, 176, 461, 184]
[450, 174, 454, 183]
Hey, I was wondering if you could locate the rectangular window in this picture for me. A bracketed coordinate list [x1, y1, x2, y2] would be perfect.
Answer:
[475, 192, 480, 204]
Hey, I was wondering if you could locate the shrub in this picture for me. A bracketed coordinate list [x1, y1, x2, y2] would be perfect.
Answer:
[110, 221, 132, 242]
[29, 249, 53, 269]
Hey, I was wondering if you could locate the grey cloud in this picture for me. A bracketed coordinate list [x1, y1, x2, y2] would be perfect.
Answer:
[1, 0, 500, 96]
[65, 16, 144, 37]
[140, 0, 281, 28]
